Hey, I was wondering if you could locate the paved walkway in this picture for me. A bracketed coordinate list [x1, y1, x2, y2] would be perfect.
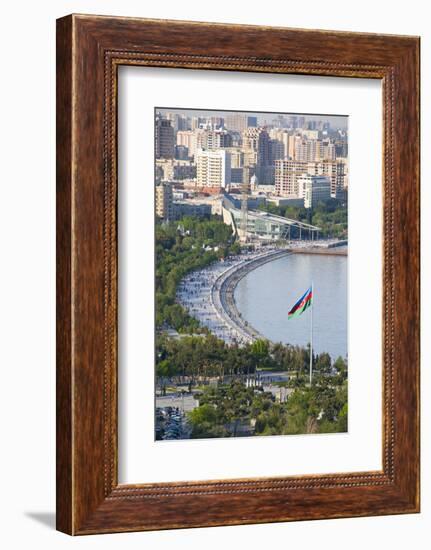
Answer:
[176, 248, 290, 345]
[176, 241, 346, 347]
[176, 250, 271, 345]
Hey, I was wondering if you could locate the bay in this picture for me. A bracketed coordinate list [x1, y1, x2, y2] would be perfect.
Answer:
[234, 253, 348, 361]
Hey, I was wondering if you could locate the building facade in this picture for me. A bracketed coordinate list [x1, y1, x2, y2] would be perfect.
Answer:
[176, 130, 199, 158]
[155, 182, 174, 221]
[298, 175, 331, 208]
[196, 149, 231, 189]
[155, 116, 175, 159]
[275, 159, 346, 198]
[225, 113, 257, 133]
[275, 159, 308, 196]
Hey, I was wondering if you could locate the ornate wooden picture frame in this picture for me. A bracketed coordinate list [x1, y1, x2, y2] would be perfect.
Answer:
[56, 14, 420, 535]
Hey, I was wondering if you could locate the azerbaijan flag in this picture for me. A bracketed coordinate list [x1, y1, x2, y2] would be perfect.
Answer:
[288, 286, 313, 319]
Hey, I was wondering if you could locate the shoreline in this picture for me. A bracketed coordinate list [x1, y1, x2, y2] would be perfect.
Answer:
[212, 246, 348, 344]
[176, 243, 347, 346]
[214, 249, 292, 343]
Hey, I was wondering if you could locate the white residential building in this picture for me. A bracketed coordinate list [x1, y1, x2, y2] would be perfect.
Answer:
[275, 159, 308, 196]
[196, 149, 231, 189]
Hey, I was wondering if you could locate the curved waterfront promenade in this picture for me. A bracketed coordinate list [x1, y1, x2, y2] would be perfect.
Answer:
[177, 248, 292, 345]
[176, 243, 347, 346]
[213, 249, 292, 343]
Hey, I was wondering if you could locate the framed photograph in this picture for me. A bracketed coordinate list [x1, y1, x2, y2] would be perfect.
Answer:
[56, 14, 420, 534]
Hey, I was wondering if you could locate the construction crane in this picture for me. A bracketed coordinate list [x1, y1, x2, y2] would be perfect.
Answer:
[240, 177, 249, 243]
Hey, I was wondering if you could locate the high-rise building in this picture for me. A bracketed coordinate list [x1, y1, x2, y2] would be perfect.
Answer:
[155, 116, 175, 159]
[334, 138, 348, 158]
[165, 112, 189, 131]
[269, 129, 291, 158]
[243, 149, 258, 167]
[242, 128, 271, 163]
[294, 137, 322, 162]
[175, 144, 189, 160]
[306, 160, 344, 197]
[275, 158, 346, 198]
[257, 130, 271, 167]
[275, 160, 308, 196]
[288, 134, 300, 160]
[321, 140, 336, 161]
[196, 149, 231, 189]
[228, 149, 244, 168]
[288, 115, 298, 129]
[242, 127, 260, 151]
[176, 130, 201, 158]
[210, 116, 225, 129]
[155, 182, 174, 220]
[256, 166, 275, 185]
[204, 130, 233, 150]
[274, 114, 288, 128]
[269, 139, 285, 163]
[336, 158, 349, 192]
[175, 114, 189, 131]
[242, 128, 274, 184]
[230, 168, 244, 184]
[225, 113, 257, 133]
[298, 175, 331, 208]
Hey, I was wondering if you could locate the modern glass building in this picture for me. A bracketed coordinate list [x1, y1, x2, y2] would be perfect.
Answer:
[223, 201, 320, 241]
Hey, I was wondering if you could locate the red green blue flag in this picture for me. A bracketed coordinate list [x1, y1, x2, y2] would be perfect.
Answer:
[288, 286, 313, 319]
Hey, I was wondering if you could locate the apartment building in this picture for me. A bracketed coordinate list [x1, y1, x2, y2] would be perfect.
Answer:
[196, 149, 231, 189]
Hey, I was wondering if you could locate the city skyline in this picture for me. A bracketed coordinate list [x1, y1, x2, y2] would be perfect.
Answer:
[155, 106, 348, 222]
[156, 107, 348, 131]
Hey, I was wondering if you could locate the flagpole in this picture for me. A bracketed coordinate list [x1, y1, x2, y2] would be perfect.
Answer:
[310, 281, 313, 385]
